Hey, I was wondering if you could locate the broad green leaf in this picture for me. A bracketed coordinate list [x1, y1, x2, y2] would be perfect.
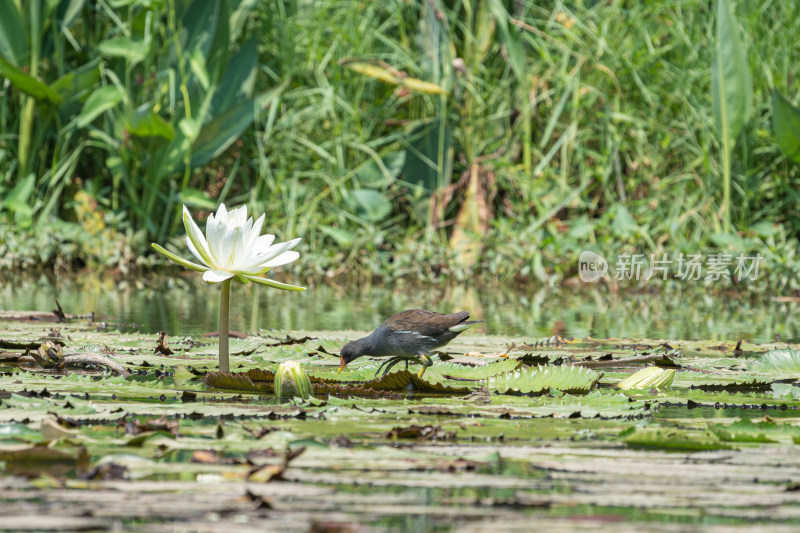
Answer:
[76, 85, 123, 128]
[188, 46, 210, 90]
[319, 225, 354, 247]
[401, 118, 453, 194]
[772, 91, 800, 165]
[210, 38, 257, 115]
[487, 364, 601, 394]
[355, 151, 406, 188]
[191, 98, 254, 167]
[616, 367, 675, 390]
[97, 37, 149, 65]
[711, 0, 751, 144]
[181, 0, 229, 79]
[50, 60, 101, 116]
[5, 173, 36, 226]
[0, 55, 62, 104]
[179, 117, 201, 140]
[0, 2, 26, 65]
[127, 104, 174, 141]
[748, 347, 800, 377]
[178, 187, 217, 210]
[4, 173, 35, 210]
[346, 189, 392, 223]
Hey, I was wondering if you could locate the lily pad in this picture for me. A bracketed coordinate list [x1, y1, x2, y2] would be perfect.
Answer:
[205, 369, 471, 395]
[622, 427, 732, 451]
[748, 348, 800, 377]
[487, 364, 601, 394]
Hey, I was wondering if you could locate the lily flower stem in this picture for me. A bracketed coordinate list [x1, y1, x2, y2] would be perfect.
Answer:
[219, 279, 232, 373]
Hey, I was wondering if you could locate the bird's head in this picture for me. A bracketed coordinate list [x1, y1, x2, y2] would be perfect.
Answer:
[338, 339, 368, 373]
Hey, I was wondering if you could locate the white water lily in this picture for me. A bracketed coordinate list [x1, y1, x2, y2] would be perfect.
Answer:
[152, 203, 304, 372]
[152, 204, 304, 290]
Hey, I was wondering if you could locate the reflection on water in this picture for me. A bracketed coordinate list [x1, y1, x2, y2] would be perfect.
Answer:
[0, 274, 797, 343]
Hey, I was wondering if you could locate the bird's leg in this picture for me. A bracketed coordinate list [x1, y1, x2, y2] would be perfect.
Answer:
[374, 357, 397, 377]
[416, 354, 433, 379]
[377, 357, 409, 377]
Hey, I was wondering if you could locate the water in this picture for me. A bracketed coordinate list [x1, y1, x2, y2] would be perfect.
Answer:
[0, 273, 797, 343]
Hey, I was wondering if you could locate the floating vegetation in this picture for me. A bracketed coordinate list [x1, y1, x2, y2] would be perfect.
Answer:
[0, 310, 799, 531]
[748, 348, 800, 377]
[487, 364, 602, 394]
[616, 367, 676, 390]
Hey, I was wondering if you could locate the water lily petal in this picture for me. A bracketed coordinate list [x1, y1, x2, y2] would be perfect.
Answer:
[253, 233, 276, 255]
[186, 235, 207, 265]
[236, 237, 297, 272]
[261, 251, 299, 268]
[247, 214, 265, 249]
[217, 225, 239, 268]
[205, 212, 225, 266]
[228, 204, 248, 227]
[229, 225, 249, 270]
[242, 274, 305, 291]
[215, 203, 229, 225]
[202, 269, 235, 283]
[151, 243, 209, 272]
[255, 238, 301, 264]
[182, 206, 214, 267]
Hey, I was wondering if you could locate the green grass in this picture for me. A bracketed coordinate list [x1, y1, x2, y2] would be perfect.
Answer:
[0, 0, 799, 289]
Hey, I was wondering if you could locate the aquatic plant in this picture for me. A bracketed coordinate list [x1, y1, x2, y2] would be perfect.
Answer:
[152, 204, 304, 371]
[274, 361, 313, 400]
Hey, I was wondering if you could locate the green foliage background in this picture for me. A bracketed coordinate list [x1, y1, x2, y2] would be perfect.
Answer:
[0, 0, 798, 289]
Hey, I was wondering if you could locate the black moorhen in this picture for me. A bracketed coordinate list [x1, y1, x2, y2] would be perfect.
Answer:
[338, 309, 481, 378]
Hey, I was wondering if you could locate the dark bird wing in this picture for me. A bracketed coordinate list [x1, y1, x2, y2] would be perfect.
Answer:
[383, 309, 470, 338]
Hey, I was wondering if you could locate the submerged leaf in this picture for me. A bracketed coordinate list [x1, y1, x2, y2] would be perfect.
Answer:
[487, 364, 601, 394]
[617, 367, 676, 390]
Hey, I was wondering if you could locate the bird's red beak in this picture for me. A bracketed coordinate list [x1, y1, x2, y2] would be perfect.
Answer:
[338, 357, 346, 374]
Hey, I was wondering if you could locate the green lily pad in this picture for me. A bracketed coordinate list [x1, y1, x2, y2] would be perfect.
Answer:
[748, 348, 800, 377]
[487, 364, 601, 394]
[623, 427, 732, 451]
[205, 369, 471, 396]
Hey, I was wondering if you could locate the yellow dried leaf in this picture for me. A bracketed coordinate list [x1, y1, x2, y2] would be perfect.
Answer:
[344, 62, 399, 85]
[401, 77, 448, 95]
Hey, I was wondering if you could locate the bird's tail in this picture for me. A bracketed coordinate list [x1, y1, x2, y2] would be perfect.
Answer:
[449, 320, 482, 332]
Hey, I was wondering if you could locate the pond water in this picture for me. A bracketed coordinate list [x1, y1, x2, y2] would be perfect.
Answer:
[0, 273, 797, 343]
